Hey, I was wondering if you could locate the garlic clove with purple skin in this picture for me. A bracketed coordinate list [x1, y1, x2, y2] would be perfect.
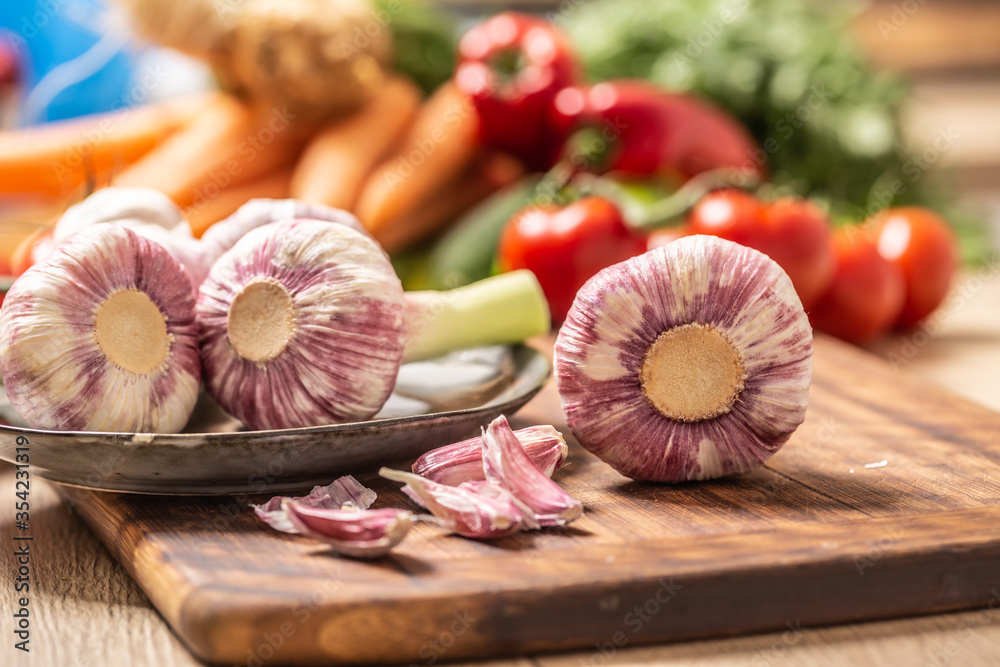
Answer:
[198, 218, 406, 430]
[481, 416, 583, 527]
[282, 502, 413, 559]
[554, 235, 813, 483]
[379, 467, 536, 539]
[0, 224, 201, 433]
[412, 424, 569, 486]
[253, 475, 377, 533]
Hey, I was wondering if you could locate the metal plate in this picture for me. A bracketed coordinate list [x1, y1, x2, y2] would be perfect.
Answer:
[0, 345, 550, 495]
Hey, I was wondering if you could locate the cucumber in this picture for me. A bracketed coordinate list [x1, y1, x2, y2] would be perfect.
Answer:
[427, 176, 541, 290]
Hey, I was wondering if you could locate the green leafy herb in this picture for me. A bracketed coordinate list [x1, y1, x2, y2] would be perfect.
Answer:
[561, 0, 990, 262]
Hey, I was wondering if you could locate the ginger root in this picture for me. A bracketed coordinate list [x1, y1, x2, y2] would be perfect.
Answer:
[116, 0, 391, 118]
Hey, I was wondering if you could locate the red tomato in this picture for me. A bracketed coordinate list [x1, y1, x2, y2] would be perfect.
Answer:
[809, 227, 905, 345]
[687, 190, 835, 310]
[871, 207, 958, 329]
[498, 196, 647, 323]
[687, 189, 763, 245]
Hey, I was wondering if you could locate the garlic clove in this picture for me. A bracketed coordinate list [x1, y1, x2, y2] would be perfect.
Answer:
[253, 475, 377, 533]
[379, 467, 535, 539]
[198, 219, 406, 430]
[412, 424, 569, 486]
[481, 416, 583, 527]
[0, 224, 201, 433]
[554, 235, 813, 483]
[282, 502, 412, 559]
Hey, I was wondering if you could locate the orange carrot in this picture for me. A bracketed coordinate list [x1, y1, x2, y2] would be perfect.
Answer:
[184, 168, 293, 238]
[355, 82, 481, 245]
[290, 76, 421, 212]
[377, 151, 523, 254]
[113, 94, 311, 208]
[0, 94, 211, 198]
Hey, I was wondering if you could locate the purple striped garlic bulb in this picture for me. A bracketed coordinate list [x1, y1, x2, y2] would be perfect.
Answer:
[0, 224, 201, 432]
[554, 235, 813, 483]
[197, 218, 407, 430]
[198, 215, 551, 431]
[199, 198, 367, 267]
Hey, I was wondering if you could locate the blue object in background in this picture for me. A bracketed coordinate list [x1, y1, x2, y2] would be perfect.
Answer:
[0, 0, 136, 125]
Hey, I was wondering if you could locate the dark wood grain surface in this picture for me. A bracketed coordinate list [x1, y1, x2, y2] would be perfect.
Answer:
[66, 335, 1000, 666]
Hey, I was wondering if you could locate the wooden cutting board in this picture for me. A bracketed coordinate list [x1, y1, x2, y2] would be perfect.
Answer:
[65, 335, 1000, 666]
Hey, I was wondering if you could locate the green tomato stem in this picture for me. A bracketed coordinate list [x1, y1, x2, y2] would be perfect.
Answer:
[402, 270, 551, 363]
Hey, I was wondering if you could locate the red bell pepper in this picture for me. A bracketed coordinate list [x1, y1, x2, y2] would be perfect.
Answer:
[454, 12, 579, 172]
[552, 80, 764, 186]
[0, 39, 20, 87]
[497, 196, 647, 323]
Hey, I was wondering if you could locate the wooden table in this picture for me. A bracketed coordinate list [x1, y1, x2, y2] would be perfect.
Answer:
[3, 271, 1000, 667]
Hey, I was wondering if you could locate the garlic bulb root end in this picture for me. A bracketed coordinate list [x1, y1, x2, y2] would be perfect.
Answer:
[639, 323, 746, 422]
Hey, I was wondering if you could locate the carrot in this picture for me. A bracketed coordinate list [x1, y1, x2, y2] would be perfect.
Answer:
[0, 94, 211, 198]
[376, 151, 523, 255]
[113, 94, 311, 208]
[355, 82, 481, 245]
[290, 76, 421, 211]
[184, 168, 293, 238]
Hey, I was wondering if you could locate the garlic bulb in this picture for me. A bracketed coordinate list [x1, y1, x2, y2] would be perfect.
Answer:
[199, 198, 367, 268]
[198, 219, 407, 430]
[554, 235, 813, 483]
[199, 218, 550, 431]
[0, 224, 201, 432]
[54, 187, 186, 241]
[54, 187, 212, 289]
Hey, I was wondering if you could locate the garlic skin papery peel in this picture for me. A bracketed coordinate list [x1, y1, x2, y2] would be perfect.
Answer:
[0, 224, 201, 433]
[197, 218, 407, 430]
[554, 235, 813, 483]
